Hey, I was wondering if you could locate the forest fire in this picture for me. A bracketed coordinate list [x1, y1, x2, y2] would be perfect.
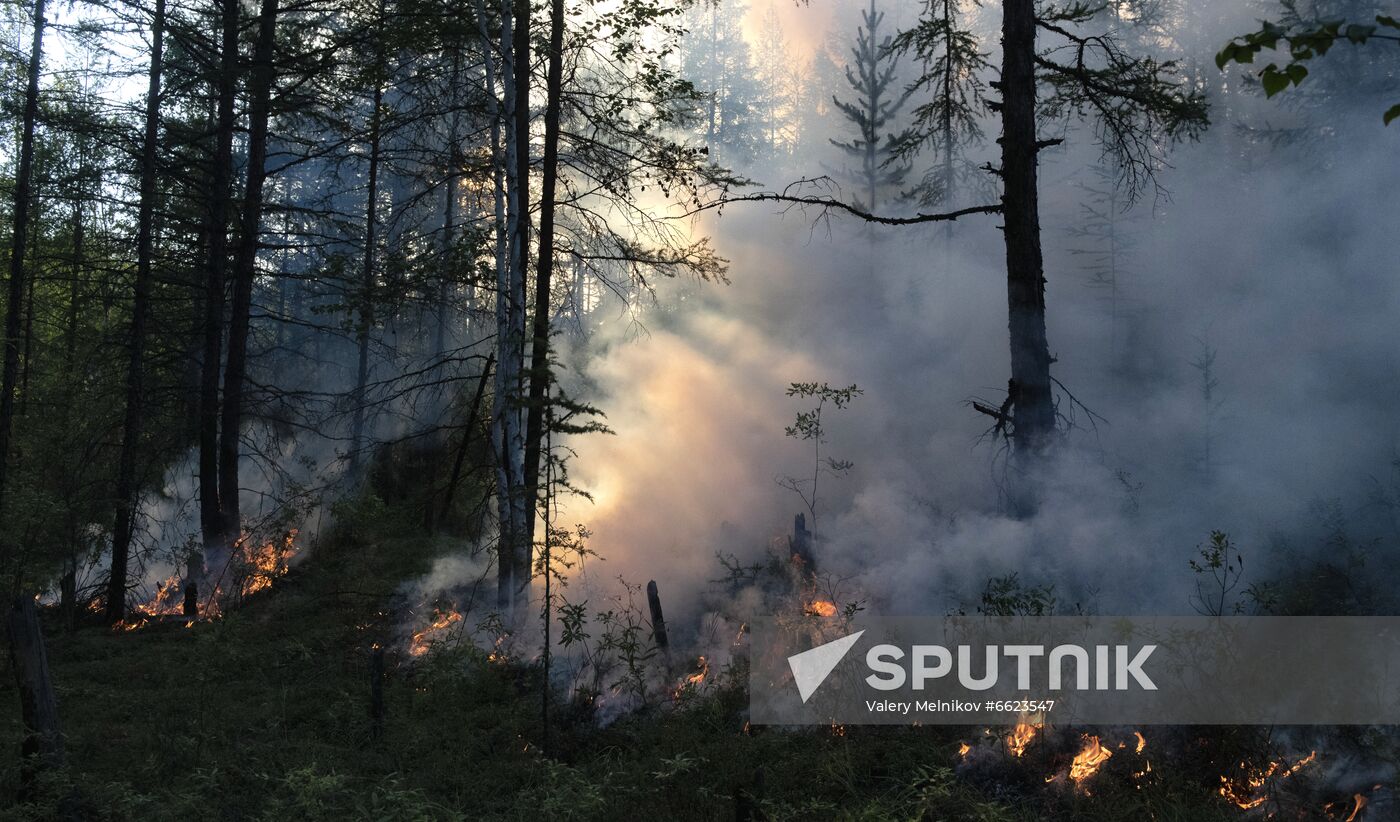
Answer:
[804, 599, 838, 617]
[408, 607, 464, 657]
[1218, 751, 1317, 810]
[1007, 719, 1038, 757]
[1069, 736, 1113, 784]
[236, 529, 298, 597]
[1325, 793, 1368, 821]
[116, 530, 301, 630]
[685, 655, 709, 686]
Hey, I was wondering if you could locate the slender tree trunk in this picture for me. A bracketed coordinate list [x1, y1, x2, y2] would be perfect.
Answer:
[107, 0, 165, 624]
[349, 79, 384, 475]
[436, 52, 463, 358]
[19, 202, 39, 418]
[941, 0, 955, 246]
[218, 0, 280, 544]
[199, 0, 240, 557]
[999, 0, 1055, 466]
[493, 0, 529, 609]
[0, 0, 46, 546]
[520, 0, 564, 569]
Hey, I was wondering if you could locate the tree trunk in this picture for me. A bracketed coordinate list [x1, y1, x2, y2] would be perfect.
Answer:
[493, 0, 529, 609]
[8, 597, 63, 798]
[199, 0, 240, 558]
[108, 0, 166, 624]
[349, 43, 385, 476]
[521, 0, 564, 564]
[0, 0, 46, 540]
[999, 0, 1055, 462]
[218, 0, 280, 544]
[435, 51, 463, 359]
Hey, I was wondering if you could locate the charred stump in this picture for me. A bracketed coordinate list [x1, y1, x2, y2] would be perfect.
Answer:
[7, 597, 64, 799]
[646, 580, 671, 675]
[788, 513, 816, 576]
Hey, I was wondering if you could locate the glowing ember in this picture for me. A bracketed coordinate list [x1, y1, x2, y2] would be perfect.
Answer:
[1007, 720, 1038, 757]
[1134, 731, 1146, 754]
[957, 741, 971, 758]
[408, 607, 464, 656]
[1218, 751, 1317, 810]
[804, 600, 838, 617]
[1069, 735, 1113, 783]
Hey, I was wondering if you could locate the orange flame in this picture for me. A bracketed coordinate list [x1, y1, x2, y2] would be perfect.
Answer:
[1007, 720, 1038, 757]
[804, 600, 838, 617]
[120, 530, 301, 630]
[1134, 731, 1146, 754]
[1069, 736, 1113, 783]
[409, 607, 464, 656]
[1218, 751, 1316, 810]
[957, 741, 971, 758]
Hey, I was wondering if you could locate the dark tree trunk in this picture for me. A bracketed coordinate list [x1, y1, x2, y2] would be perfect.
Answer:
[349, 78, 384, 476]
[199, 0, 240, 556]
[8, 598, 63, 798]
[999, 0, 1055, 460]
[218, 0, 279, 543]
[0, 0, 46, 539]
[435, 51, 463, 359]
[108, 0, 166, 624]
[436, 354, 493, 534]
[520, 0, 565, 564]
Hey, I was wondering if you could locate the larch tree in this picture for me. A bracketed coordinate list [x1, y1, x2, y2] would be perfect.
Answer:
[830, 0, 912, 213]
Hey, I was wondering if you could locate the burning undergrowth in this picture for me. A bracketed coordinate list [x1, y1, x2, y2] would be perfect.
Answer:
[947, 720, 1394, 818]
[113, 529, 301, 631]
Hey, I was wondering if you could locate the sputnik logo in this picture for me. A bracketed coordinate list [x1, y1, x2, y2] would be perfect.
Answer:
[788, 630, 865, 703]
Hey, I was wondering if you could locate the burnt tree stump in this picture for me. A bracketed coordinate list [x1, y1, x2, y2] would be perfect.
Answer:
[7, 597, 64, 799]
[646, 580, 672, 676]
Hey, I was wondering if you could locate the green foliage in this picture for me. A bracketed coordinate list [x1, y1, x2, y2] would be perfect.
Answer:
[978, 573, 1058, 616]
[1217, 5, 1400, 123]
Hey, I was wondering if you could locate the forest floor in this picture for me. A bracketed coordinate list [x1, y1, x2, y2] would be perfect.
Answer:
[0, 511, 1338, 820]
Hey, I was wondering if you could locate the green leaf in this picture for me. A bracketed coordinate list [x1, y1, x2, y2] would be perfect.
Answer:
[1377, 14, 1400, 29]
[1384, 103, 1400, 126]
[1285, 63, 1309, 85]
[1344, 23, 1375, 43]
[1261, 67, 1290, 97]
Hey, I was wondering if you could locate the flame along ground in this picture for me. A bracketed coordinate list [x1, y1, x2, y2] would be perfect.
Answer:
[113, 529, 299, 631]
[402, 587, 1383, 818]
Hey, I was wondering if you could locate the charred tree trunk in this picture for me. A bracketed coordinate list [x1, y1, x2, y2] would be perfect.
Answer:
[218, 0, 280, 543]
[108, 0, 166, 624]
[199, 0, 240, 557]
[999, 0, 1055, 464]
[520, 0, 565, 561]
[8, 598, 63, 798]
[0, 0, 45, 538]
